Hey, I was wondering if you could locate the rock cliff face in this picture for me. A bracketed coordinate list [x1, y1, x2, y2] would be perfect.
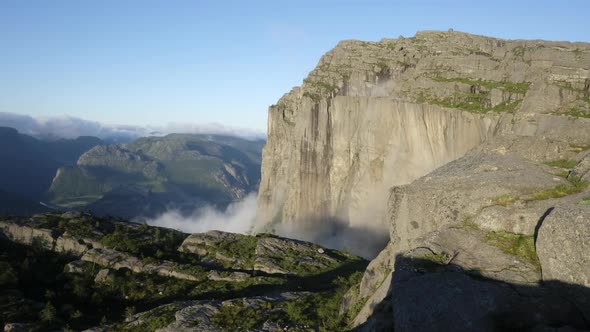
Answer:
[256, 30, 590, 250]
[256, 30, 590, 330]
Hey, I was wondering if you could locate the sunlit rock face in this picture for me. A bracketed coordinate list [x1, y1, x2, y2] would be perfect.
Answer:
[256, 30, 590, 259]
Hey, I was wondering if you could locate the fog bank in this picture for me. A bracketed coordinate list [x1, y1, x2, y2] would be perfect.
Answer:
[147, 193, 257, 234]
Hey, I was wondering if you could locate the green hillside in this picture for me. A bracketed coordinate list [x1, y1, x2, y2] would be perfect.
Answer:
[47, 134, 264, 218]
[0, 127, 103, 211]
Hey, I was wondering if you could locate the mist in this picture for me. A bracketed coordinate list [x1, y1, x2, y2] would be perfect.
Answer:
[271, 219, 389, 259]
[147, 192, 388, 259]
[147, 193, 258, 234]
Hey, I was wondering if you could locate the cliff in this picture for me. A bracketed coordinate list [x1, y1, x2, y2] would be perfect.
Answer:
[256, 30, 590, 252]
[256, 30, 590, 330]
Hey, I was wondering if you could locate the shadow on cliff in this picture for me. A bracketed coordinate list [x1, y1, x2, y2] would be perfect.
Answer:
[355, 254, 590, 332]
[275, 216, 390, 259]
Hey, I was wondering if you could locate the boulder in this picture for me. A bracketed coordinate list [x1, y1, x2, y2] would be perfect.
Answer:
[207, 271, 249, 282]
[391, 258, 588, 332]
[569, 151, 590, 181]
[64, 260, 86, 274]
[94, 268, 113, 283]
[0, 222, 58, 250]
[537, 205, 590, 321]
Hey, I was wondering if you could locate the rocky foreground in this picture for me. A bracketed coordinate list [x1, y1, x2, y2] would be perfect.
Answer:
[0, 211, 367, 331]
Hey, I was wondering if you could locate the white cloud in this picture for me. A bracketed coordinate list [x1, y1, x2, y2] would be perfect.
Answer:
[0, 112, 265, 141]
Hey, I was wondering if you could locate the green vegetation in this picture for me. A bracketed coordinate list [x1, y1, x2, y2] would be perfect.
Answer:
[0, 212, 369, 331]
[578, 197, 590, 205]
[461, 216, 480, 231]
[211, 302, 277, 332]
[544, 159, 578, 169]
[484, 231, 539, 269]
[213, 236, 258, 268]
[430, 92, 521, 114]
[114, 304, 179, 332]
[564, 108, 590, 119]
[528, 177, 588, 201]
[281, 271, 364, 331]
[432, 76, 530, 94]
[420, 251, 450, 265]
[493, 194, 516, 206]
[101, 223, 187, 259]
[0, 262, 18, 285]
[46, 134, 263, 218]
[40, 302, 58, 322]
[385, 41, 397, 50]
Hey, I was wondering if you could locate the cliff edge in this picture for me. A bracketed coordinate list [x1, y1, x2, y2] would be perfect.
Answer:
[256, 30, 590, 330]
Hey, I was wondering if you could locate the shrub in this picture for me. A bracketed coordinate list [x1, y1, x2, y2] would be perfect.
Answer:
[40, 301, 58, 322]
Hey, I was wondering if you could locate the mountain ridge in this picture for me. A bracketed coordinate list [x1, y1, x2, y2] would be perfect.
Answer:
[48, 133, 264, 218]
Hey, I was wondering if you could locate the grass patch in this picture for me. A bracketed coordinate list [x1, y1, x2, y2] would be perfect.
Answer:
[461, 216, 480, 230]
[420, 252, 450, 265]
[544, 159, 578, 169]
[214, 236, 258, 268]
[280, 271, 364, 331]
[564, 109, 590, 119]
[432, 76, 530, 94]
[493, 194, 516, 206]
[527, 178, 588, 201]
[211, 302, 275, 332]
[579, 197, 590, 205]
[385, 42, 397, 50]
[115, 303, 179, 332]
[484, 231, 539, 268]
[430, 92, 521, 113]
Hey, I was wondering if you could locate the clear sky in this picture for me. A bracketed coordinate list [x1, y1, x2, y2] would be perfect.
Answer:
[1, 0, 589, 133]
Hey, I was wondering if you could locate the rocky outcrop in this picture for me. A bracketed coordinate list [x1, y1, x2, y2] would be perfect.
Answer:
[179, 230, 244, 257]
[81, 248, 201, 281]
[0, 221, 58, 250]
[120, 293, 308, 332]
[0, 220, 101, 255]
[256, 30, 590, 252]
[179, 230, 360, 276]
[537, 205, 590, 321]
[255, 30, 590, 330]
[351, 137, 590, 330]
[0, 212, 367, 331]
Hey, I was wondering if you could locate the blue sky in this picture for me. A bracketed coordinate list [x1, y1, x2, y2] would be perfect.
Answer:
[1, 0, 589, 133]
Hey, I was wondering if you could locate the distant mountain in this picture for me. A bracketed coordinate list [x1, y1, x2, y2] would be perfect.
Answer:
[47, 134, 265, 218]
[0, 127, 103, 213]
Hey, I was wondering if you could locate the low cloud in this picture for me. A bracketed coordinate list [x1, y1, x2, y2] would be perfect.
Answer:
[147, 193, 258, 234]
[0, 112, 265, 141]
